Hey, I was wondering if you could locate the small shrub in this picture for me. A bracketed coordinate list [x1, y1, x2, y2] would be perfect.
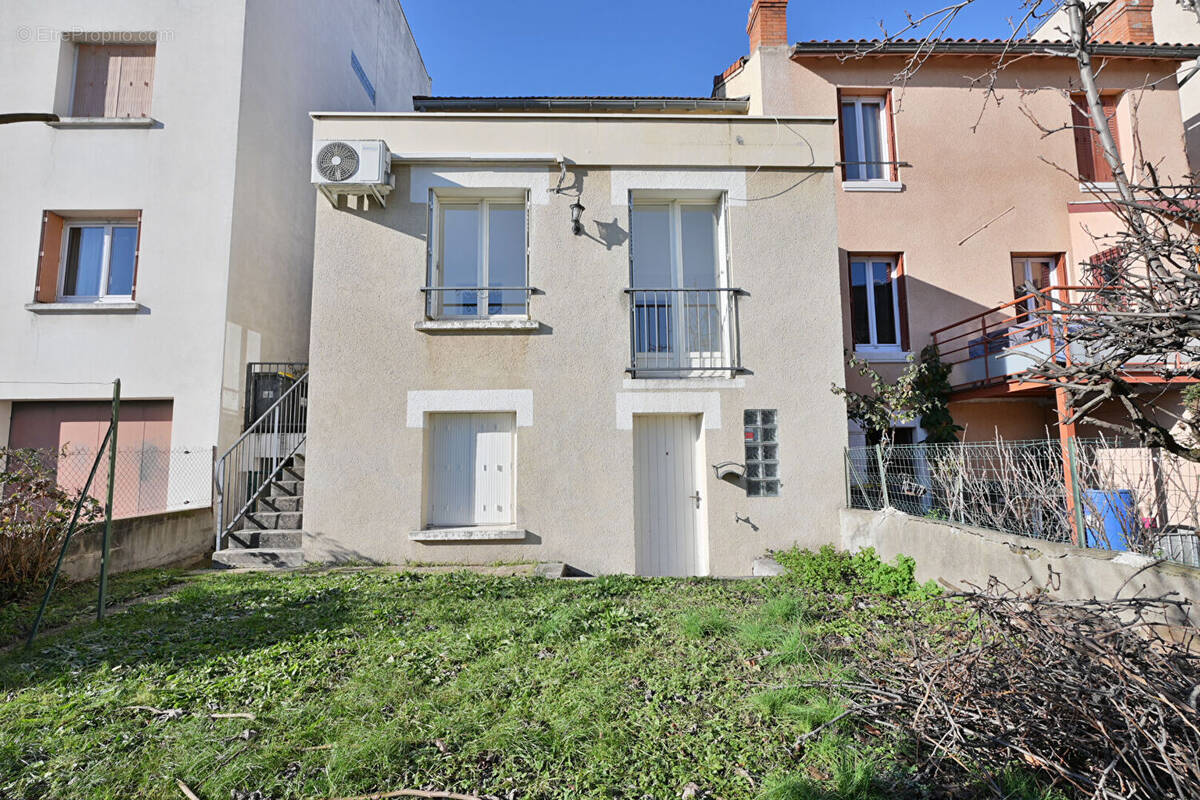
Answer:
[773, 545, 940, 600]
[0, 448, 101, 603]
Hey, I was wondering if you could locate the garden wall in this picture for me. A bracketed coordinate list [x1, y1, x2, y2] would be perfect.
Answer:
[62, 507, 212, 581]
[840, 507, 1199, 626]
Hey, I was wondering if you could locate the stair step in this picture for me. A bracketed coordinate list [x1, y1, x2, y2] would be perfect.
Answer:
[283, 464, 305, 480]
[240, 510, 302, 531]
[270, 479, 303, 498]
[212, 547, 304, 570]
[224, 529, 303, 550]
[256, 495, 303, 513]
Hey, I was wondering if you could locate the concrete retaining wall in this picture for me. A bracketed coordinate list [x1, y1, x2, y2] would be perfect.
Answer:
[840, 508, 1199, 625]
[62, 507, 213, 581]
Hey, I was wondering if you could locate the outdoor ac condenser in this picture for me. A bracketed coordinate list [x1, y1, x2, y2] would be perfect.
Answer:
[311, 139, 392, 206]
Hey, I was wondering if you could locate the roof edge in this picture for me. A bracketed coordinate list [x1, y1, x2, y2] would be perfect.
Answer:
[411, 96, 752, 114]
[789, 39, 1200, 60]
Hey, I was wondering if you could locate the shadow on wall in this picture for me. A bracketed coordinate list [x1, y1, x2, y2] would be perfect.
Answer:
[1183, 110, 1200, 176]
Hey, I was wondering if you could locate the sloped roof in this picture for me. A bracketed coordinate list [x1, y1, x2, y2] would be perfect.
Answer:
[789, 38, 1200, 60]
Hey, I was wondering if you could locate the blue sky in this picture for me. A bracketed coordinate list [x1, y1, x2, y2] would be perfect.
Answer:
[401, 0, 1038, 97]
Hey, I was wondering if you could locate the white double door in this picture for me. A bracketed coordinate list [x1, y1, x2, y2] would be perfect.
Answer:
[632, 414, 709, 577]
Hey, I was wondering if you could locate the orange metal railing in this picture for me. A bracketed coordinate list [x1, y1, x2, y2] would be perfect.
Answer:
[931, 286, 1194, 391]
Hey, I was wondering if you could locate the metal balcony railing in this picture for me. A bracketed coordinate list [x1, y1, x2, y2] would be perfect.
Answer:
[625, 288, 746, 376]
[421, 286, 538, 319]
[931, 286, 1196, 391]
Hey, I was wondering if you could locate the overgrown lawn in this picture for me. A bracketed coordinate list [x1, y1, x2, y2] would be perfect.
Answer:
[0, 553, 1053, 800]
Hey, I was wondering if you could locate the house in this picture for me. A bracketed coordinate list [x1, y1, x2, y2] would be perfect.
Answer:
[715, 0, 1199, 447]
[1034, 0, 1200, 172]
[288, 94, 847, 576]
[0, 1, 429, 521]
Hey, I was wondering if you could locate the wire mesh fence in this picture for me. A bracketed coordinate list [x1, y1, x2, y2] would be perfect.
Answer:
[846, 438, 1200, 568]
[9, 445, 213, 520]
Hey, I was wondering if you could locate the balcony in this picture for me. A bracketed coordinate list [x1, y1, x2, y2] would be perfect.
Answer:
[625, 288, 746, 377]
[932, 286, 1196, 395]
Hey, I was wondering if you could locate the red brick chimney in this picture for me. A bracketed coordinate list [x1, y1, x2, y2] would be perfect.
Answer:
[748, 0, 789, 50]
[1092, 0, 1155, 43]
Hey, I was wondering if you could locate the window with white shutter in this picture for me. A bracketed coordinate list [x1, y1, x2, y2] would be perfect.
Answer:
[427, 413, 515, 526]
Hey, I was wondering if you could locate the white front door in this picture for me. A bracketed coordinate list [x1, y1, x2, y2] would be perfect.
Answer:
[427, 412, 514, 526]
[632, 414, 708, 576]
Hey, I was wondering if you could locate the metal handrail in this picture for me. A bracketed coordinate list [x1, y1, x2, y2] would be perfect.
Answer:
[214, 370, 309, 550]
[625, 287, 746, 376]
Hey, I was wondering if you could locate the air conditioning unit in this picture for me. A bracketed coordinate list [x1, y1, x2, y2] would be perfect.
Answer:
[311, 139, 392, 207]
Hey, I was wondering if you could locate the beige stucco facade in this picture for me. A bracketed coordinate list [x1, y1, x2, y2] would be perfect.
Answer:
[303, 112, 847, 576]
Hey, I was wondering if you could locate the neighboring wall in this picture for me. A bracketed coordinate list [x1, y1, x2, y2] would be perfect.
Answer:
[1153, 0, 1200, 171]
[779, 55, 1189, 395]
[219, 0, 431, 448]
[0, 0, 249, 449]
[304, 114, 845, 576]
[841, 507, 1198, 626]
[62, 507, 212, 581]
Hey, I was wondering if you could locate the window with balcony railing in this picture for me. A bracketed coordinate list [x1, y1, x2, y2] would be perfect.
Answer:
[425, 193, 532, 319]
[627, 196, 743, 376]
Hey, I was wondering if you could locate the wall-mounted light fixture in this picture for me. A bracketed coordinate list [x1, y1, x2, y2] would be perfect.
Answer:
[569, 199, 585, 236]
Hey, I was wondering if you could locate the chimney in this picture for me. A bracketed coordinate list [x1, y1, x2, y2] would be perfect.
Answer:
[1092, 0, 1155, 44]
[748, 0, 789, 51]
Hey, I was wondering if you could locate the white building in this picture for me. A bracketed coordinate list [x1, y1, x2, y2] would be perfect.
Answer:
[0, 1, 429, 515]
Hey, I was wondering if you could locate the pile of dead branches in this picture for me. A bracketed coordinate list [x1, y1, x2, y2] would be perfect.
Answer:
[809, 584, 1200, 799]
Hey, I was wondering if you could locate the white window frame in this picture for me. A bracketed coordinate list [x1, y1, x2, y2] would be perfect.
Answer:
[58, 220, 138, 302]
[840, 95, 899, 189]
[850, 255, 903, 355]
[427, 192, 530, 320]
[629, 193, 731, 373]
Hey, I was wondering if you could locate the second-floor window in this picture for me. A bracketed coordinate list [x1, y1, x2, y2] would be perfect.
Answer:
[71, 44, 156, 118]
[34, 212, 141, 304]
[61, 222, 138, 300]
[1070, 93, 1120, 186]
[849, 255, 904, 353]
[428, 195, 528, 319]
[840, 94, 893, 182]
[629, 196, 737, 374]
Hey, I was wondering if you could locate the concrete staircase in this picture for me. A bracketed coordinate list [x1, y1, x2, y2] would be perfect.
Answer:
[211, 454, 306, 570]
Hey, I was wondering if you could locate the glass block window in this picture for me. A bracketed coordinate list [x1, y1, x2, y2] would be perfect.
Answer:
[744, 409, 779, 497]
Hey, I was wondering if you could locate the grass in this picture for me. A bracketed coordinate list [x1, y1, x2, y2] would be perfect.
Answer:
[0, 552, 1063, 800]
[0, 567, 192, 647]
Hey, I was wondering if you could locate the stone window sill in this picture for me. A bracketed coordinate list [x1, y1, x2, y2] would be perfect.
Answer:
[415, 319, 542, 334]
[409, 526, 531, 542]
[47, 117, 159, 129]
[25, 301, 144, 314]
[842, 180, 904, 193]
[854, 348, 911, 363]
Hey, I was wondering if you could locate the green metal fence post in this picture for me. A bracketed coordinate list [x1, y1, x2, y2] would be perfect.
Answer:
[25, 426, 114, 649]
[875, 443, 890, 509]
[1067, 436, 1086, 548]
[98, 378, 120, 621]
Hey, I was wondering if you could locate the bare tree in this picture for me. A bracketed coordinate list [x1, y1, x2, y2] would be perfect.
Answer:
[851, 0, 1200, 460]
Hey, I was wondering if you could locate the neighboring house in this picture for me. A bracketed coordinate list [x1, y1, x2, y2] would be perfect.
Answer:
[0, 1, 429, 518]
[716, 0, 1198, 446]
[1034, 0, 1200, 172]
[291, 97, 846, 576]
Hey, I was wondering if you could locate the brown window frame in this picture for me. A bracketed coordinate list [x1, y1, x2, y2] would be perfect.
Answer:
[837, 88, 900, 183]
[34, 211, 143, 303]
[1070, 93, 1121, 185]
[848, 252, 910, 353]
